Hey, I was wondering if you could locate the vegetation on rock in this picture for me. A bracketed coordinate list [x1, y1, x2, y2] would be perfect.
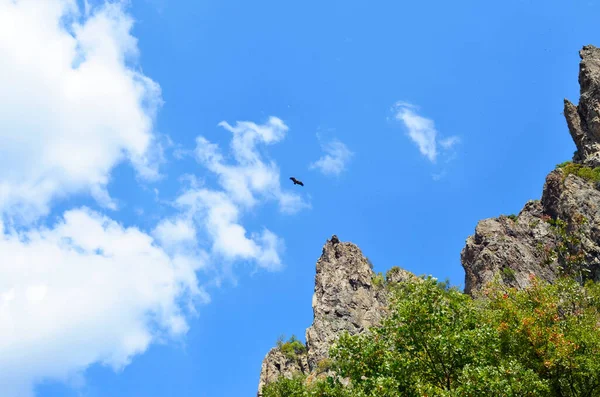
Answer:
[538, 214, 589, 282]
[263, 276, 600, 397]
[276, 335, 307, 361]
[556, 161, 600, 185]
[385, 266, 401, 281]
[371, 272, 385, 287]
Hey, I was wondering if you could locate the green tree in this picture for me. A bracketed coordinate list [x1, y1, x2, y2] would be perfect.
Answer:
[263, 276, 600, 397]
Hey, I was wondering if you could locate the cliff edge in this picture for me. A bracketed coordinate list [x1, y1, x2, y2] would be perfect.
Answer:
[461, 45, 600, 295]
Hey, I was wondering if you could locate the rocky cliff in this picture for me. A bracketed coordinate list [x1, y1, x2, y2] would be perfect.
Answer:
[257, 235, 416, 396]
[257, 45, 600, 394]
[461, 45, 600, 295]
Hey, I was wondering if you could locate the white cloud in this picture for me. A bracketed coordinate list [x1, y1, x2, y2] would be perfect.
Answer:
[0, 0, 164, 224]
[175, 189, 283, 271]
[393, 102, 459, 163]
[195, 117, 308, 214]
[0, 208, 207, 396]
[153, 217, 197, 250]
[0, 2, 306, 395]
[178, 117, 305, 272]
[310, 138, 353, 176]
[440, 136, 461, 150]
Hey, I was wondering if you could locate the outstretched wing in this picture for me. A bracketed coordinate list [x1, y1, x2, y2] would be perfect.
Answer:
[289, 177, 303, 186]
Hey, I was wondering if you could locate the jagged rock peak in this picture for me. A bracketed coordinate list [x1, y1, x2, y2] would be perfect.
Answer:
[305, 235, 387, 371]
[257, 235, 400, 396]
[564, 45, 600, 167]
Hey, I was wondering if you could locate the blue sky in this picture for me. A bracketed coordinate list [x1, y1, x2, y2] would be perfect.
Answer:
[0, 0, 598, 396]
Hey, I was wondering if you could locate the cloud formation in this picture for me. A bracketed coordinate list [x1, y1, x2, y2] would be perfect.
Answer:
[0, 2, 307, 395]
[0, 0, 163, 224]
[393, 102, 460, 163]
[177, 117, 307, 272]
[0, 208, 207, 397]
[0, 2, 198, 395]
[194, 117, 306, 214]
[310, 138, 354, 176]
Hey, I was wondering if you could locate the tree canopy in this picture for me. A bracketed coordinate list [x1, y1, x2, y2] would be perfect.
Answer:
[263, 275, 600, 397]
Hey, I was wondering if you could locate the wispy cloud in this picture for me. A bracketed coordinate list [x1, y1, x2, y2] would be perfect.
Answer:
[393, 102, 460, 164]
[439, 136, 461, 150]
[195, 117, 308, 214]
[310, 137, 354, 177]
[167, 117, 308, 274]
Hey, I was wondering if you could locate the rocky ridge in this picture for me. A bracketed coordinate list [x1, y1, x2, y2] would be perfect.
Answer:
[257, 45, 600, 393]
[461, 45, 600, 295]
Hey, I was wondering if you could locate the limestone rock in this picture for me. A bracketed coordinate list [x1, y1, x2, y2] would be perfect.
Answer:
[257, 235, 394, 395]
[462, 171, 600, 295]
[462, 45, 600, 295]
[256, 347, 309, 397]
[564, 45, 600, 167]
[305, 236, 387, 371]
[385, 266, 421, 284]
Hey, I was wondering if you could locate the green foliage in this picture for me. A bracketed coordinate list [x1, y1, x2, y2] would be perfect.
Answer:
[501, 267, 516, 281]
[540, 214, 589, 281]
[262, 374, 308, 397]
[507, 214, 519, 222]
[264, 276, 600, 397]
[316, 358, 332, 374]
[556, 161, 600, 184]
[277, 334, 307, 361]
[483, 276, 600, 396]
[371, 272, 385, 287]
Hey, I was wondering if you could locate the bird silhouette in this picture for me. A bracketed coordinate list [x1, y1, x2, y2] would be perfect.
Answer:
[290, 177, 304, 186]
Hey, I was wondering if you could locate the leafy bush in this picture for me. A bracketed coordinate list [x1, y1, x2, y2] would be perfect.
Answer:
[541, 214, 589, 281]
[263, 276, 600, 397]
[316, 358, 332, 374]
[371, 272, 385, 287]
[556, 161, 600, 184]
[507, 214, 519, 222]
[277, 334, 307, 361]
[501, 267, 516, 281]
[262, 374, 308, 397]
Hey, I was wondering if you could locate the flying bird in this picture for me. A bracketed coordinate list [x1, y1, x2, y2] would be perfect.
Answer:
[290, 177, 304, 186]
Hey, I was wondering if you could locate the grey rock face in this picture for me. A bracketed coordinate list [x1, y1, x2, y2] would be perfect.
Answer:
[462, 199, 557, 295]
[257, 235, 391, 395]
[462, 45, 600, 295]
[385, 266, 421, 284]
[256, 348, 309, 397]
[305, 236, 387, 371]
[564, 45, 600, 167]
[462, 172, 600, 295]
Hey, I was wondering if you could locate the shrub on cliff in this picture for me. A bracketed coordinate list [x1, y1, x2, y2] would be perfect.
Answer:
[263, 276, 600, 396]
